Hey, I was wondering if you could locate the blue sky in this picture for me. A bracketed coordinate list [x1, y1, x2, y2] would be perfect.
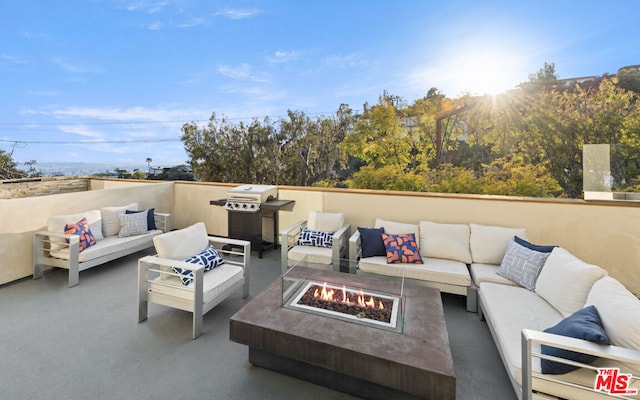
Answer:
[1, 0, 639, 168]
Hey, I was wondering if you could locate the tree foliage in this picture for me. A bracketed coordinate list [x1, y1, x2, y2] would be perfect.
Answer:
[0, 149, 24, 180]
[180, 62, 640, 199]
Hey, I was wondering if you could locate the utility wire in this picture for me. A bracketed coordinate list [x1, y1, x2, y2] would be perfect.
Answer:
[0, 138, 180, 145]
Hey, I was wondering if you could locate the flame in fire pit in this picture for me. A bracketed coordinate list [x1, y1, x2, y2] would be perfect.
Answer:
[313, 282, 384, 310]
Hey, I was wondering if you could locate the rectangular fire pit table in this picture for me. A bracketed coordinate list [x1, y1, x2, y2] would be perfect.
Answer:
[229, 266, 455, 400]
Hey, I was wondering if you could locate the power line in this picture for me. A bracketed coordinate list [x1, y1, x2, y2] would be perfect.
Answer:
[0, 110, 346, 128]
[0, 138, 180, 145]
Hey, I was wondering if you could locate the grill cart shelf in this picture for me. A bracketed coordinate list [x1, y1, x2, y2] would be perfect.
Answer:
[210, 198, 295, 258]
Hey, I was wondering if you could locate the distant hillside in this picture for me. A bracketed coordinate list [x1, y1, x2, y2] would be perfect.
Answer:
[33, 162, 148, 177]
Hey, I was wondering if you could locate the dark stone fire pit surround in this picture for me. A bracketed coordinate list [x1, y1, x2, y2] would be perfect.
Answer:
[229, 266, 456, 400]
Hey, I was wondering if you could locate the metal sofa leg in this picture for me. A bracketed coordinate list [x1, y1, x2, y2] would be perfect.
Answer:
[466, 286, 478, 313]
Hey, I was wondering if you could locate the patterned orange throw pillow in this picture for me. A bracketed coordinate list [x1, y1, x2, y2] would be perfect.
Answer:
[64, 217, 97, 252]
[381, 233, 423, 264]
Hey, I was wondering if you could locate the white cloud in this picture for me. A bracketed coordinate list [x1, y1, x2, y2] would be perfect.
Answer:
[49, 105, 208, 122]
[1, 53, 29, 65]
[324, 53, 368, 68]
[214, 8, 260, 20]
[147, 21, 163, 30]
[52, 58, 103, 74]
[218, 63, 271, 83]
[267, 50, 299, 64]
[123, 0, 169, 14]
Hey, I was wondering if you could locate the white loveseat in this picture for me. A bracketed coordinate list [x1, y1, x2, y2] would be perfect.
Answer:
[33, 203, 170, 287]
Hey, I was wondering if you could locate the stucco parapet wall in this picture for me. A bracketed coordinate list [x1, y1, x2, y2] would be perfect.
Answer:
[0, 176, 91, 199]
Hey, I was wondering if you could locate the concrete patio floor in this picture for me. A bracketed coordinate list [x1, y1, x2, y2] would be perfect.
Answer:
[0, 248, 516, 400]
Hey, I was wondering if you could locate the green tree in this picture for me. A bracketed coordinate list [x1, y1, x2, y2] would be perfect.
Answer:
[617, 65, 640, 94]
[0, 149, 24, 180]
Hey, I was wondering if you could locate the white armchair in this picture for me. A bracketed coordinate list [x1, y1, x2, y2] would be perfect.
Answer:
[138, 222, 250, 339]
[280, 211, 350, 274]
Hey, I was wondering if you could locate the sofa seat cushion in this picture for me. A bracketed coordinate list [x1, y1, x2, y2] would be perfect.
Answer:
[359, 256, 471, 287]
[50, 230, 161, 262]
[149, 263, 244, 304]
[288, 245, 332, 265]
[470, 263, 518, 287]
[479, 282, 563, 381]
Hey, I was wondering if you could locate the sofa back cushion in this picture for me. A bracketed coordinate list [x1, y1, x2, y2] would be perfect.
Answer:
[535, 247, 607, 317]
[419, 221, 471, 263]
[101, 203, 138, 237]
[153, 222, 209, 260]
[586, 276, 640, 375]
[307, 211, 345, 232]
[469, 223, 527, 265]
[48, 209, 103, 250]
[374, 218, 420, 245]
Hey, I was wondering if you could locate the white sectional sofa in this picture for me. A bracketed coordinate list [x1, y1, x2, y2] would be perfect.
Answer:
[476, 243, 640, 399]
[350, 220, 640, 399]
[33, 203, 171, 287]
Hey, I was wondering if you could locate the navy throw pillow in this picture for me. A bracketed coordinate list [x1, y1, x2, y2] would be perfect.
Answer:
[514, 236, 555, 253]
[126, 208, 156, 230]
[358, 227, 386, 258]
[541, 305, 610, 374]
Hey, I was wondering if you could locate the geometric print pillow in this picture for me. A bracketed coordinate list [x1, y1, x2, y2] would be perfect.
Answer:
[118, 211, 148, 238]
[497, 239, 551, 291]
[174, 246, 225, 286]
[381, 233, 423, 264]
[296, 228, 334, 248]
[64, 217, 97, 253]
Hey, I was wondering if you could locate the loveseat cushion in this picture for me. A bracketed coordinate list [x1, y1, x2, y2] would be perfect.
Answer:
[470, 224, 527, 265]
[535, 247, 607, 318]
[419, 221, 471, 264]
[50, 230, 161, 262]
[101, 203, 138, 237]
[359, 256, 471, 287]
[541, 305, 610, 374]
[48, 209, 103, 250]
[586, 276, 640, 375]
[153, 222, 209, 261]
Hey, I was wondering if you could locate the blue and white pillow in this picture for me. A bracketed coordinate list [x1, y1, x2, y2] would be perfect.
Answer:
[174, 246, 225, 286]
[296, 228, 334, 248]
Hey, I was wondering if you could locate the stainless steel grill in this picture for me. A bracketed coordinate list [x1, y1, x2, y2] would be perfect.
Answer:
[224, 184, 278, 213]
